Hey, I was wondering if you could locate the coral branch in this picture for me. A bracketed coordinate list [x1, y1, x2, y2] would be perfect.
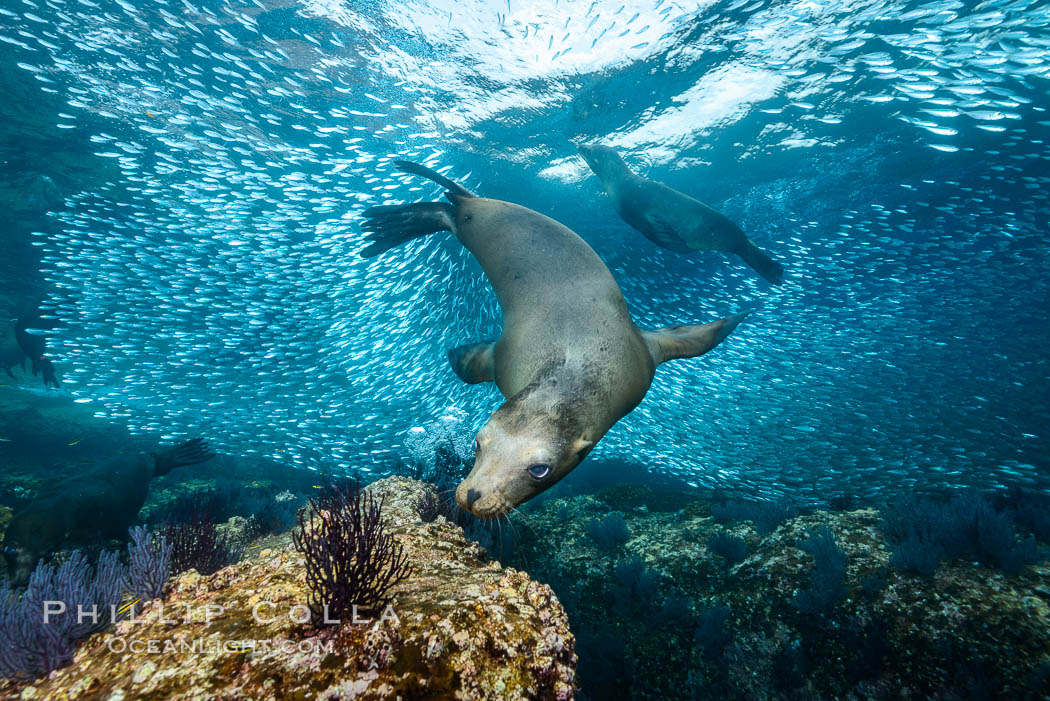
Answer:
[294, 482, 411, 622]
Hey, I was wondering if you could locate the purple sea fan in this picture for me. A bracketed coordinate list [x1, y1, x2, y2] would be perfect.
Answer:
[160, 495, 235, 576]
[127, 525, 172, 601]
[293, 482, 411, 623]
[0, 550, 126, 680]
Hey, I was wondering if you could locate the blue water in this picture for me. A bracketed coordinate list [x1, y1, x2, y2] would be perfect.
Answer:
[1, 0, 1048, 505]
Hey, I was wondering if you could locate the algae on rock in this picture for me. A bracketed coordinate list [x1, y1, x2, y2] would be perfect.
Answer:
[4, 478, 577, 701]
[515, 485, 1050, 700]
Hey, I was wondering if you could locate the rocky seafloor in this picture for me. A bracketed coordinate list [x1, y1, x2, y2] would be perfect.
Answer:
[513, 484, 1050, 701]
[2, 384, 1048, 700]
[2, 478, 576, 701]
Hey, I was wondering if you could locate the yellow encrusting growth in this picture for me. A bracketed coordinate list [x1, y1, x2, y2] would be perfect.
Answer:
[3, 478, 577, 701]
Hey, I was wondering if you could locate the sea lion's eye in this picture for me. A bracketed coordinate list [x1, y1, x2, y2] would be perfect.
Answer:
[473, 438, 480, 453]
[527, 464, 550, 479]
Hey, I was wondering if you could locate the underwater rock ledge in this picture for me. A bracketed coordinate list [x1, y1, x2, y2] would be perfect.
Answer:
[518, 486, 1050, 699]
[6, 477, 576, 700]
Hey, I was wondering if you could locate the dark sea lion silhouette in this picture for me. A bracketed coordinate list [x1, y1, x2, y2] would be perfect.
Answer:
[360, 160, 750, 519]
[579, 143, 784, 285]
[0, 319, 25, 379]
[1, 314, 60, 388]
[2, 438, 215, 584]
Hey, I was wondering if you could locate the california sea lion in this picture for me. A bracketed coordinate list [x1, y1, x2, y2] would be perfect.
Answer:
[578, 143, 784, 285]
[1, 319, 25, 379]
[361, 161, 749, 518]
[15, 316, 60, 388]
[1, 314, 60, 388]
[3, 438, 214, 584]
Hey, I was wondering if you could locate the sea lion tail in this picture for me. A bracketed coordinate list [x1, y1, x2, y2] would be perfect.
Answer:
[360, 202, 456, 257]
[737, 240, 784, 285]
[152, 437, 216, 477]
[393, 160, 475, 199]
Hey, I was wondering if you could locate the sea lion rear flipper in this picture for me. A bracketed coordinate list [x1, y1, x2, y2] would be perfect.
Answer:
[448, 341, 495, 384]
[643, 311, 750, 366]
[360, 202, 456, 257]
[736, 240, 784, 285]
[152, 437, 216, 476]
[40, 357, 59, 388]
[393, 161, 476, 199]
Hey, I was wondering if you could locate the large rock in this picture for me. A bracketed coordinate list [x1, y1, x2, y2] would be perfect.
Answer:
[8, 478, 576, 700]
[516, 485, 1050, 700]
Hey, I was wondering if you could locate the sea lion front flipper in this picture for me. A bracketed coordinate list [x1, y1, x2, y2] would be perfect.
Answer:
[641, 212, 690, 252]
[643, 311, 750, 366]
[448, 341, 495, 384]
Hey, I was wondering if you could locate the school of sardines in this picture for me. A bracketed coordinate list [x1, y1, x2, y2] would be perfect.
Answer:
[2, 0, 1047, 504]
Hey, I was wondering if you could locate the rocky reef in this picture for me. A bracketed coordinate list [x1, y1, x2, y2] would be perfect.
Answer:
[516, 484, 1050, 700]
[4, 478, 576, 700]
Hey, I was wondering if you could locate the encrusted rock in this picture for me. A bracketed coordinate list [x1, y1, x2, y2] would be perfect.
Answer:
[7, 478, 576, 700]
[518, 486, 1050, 699]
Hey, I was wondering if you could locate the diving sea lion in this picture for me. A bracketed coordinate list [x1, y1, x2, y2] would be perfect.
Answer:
[361, 161, 750, 518]
[2, 438, 214, 584]
[578, 143, 784, 285]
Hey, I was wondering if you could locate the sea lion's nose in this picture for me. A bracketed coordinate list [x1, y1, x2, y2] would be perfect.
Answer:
[466, 489, 482, 508]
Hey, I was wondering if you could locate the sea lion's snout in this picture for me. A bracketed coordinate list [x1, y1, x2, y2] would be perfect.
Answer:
[578, 143, 596, 167]
[578, 142, 621, 177]
[455, 421, 549, 518]
[456, 407, 596, 517]
[455, 480, 507, 519]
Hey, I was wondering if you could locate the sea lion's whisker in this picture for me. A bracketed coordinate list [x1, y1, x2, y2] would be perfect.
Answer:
[506, 506, 538, 537]
[506, 504, 532, 523]
[500, 510, 533, 570]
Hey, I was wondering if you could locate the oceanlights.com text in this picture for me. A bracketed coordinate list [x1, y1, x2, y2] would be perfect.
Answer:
[106, 638, 338, 656]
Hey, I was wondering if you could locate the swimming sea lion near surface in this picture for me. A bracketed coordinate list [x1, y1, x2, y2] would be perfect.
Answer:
[361, 161, 750, 518]
[578, 143, 785, 285]
[2, 438, 215, 584]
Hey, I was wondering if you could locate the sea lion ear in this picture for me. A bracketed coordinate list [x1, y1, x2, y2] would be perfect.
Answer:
[571, 437, 595, 463]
